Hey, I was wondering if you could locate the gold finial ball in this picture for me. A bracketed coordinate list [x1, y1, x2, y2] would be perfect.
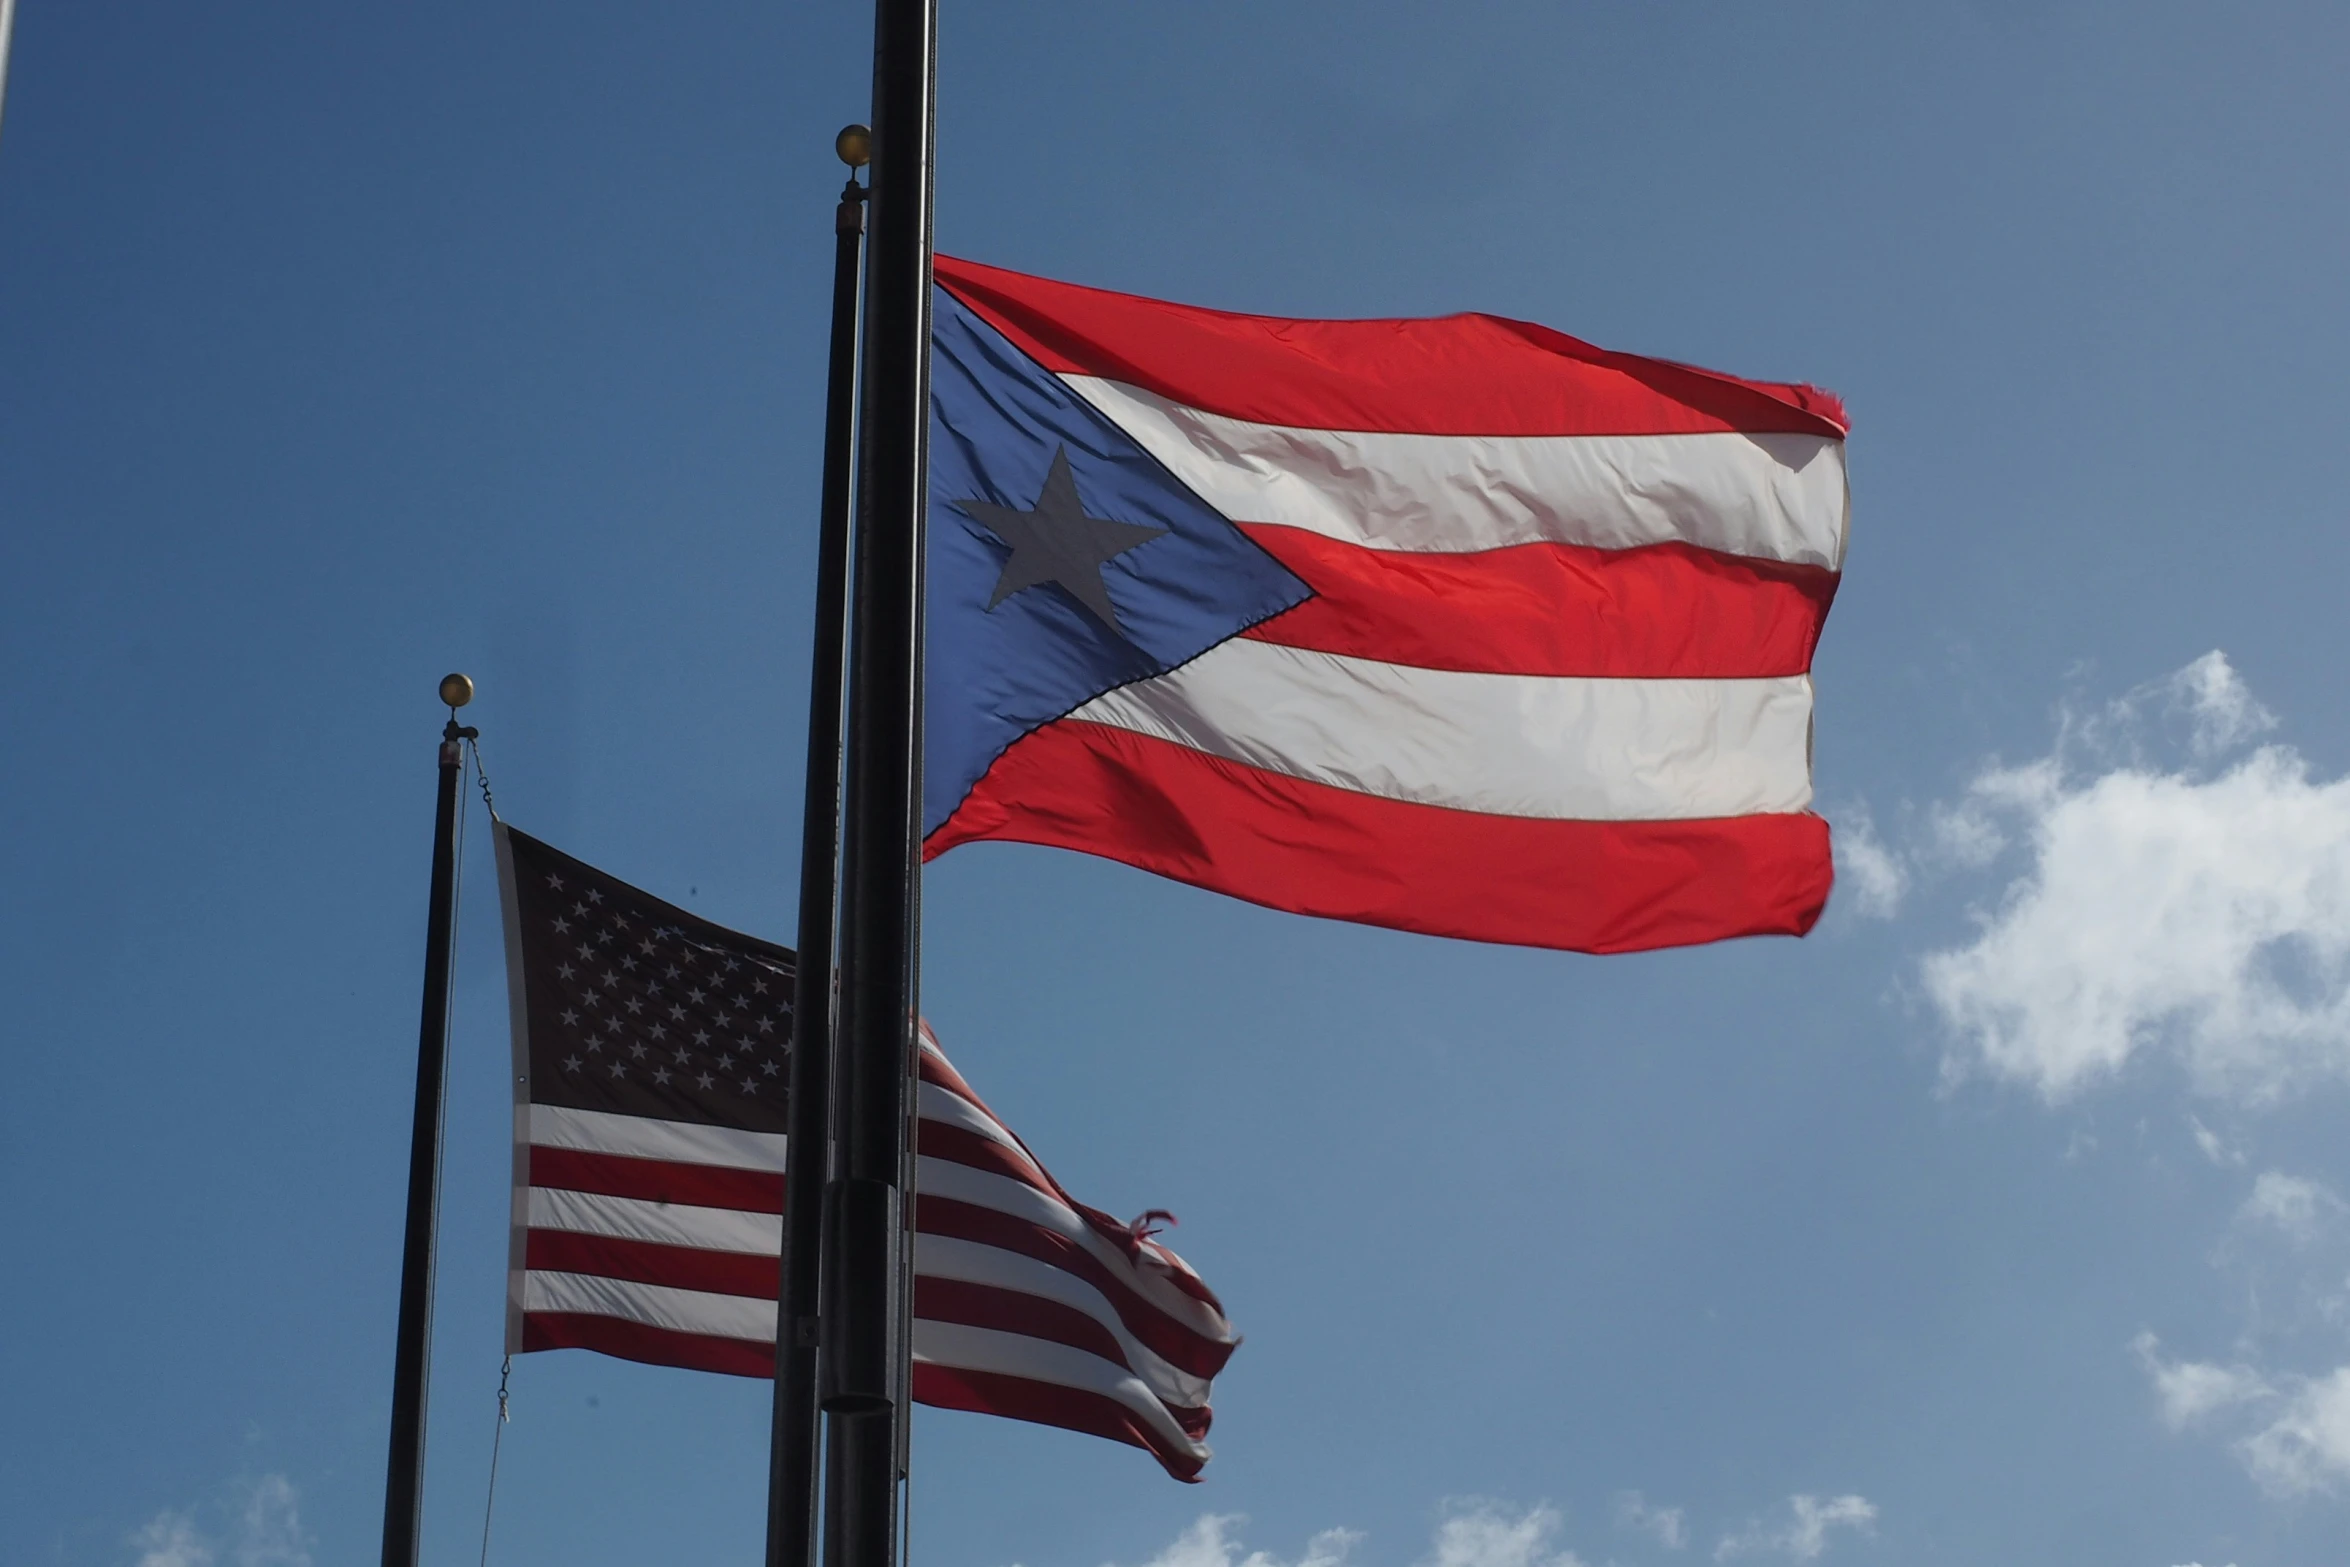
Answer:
[835, 124, 872, 168]
[439, 672, 475, 709]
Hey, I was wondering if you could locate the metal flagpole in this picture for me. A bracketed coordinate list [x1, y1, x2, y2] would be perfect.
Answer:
[766, 124, 871, 1567]
[381, 673, 477, 1567]
[820, 0, 935, 1562]
[0, 0, 20, 153]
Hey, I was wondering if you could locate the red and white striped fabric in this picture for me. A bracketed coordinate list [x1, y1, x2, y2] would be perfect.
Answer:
[506, 982, 1235, 1477]
[930, 258, 1849, 953]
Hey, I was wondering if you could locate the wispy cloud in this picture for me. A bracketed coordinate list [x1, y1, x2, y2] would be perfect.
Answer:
[1910, 651, 2350, 1103]
[1115, 1514, 1359, 1567]
[1711, 1494, 1876, 1561]
[127, 1476, 310, 1567]
[1615, 1490, 1687, 1550]
[2238, 1367, 2350, 1496]
[2132, 1333, 2271, 1429]
[2237, 1171, 2344, 1243]
[1105, 1504, 1585, 1567]
[1827, 804, 1906, 920]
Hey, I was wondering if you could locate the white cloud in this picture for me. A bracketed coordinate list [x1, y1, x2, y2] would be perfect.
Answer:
[2133, 1333, 2272, 1428]
[127, 1477, 309, 1567]
[131, 1513, 213, 1567]
[1119, 1516, 1358, 1567]
[2168, 650, 2278, 759]
[2187, 1115, 2243, 1167]
[227, 1476, 309, 1567]
[1711, 1495, 1876, 1562]
[1616, 1490, 1687, 1550]
[1917, 653, 2350, 1102]
[1829, 805, 1906, 919]
[1424, 1503, 1584, 1567]
[2238, 1171, 2342, 1242]
[1112, 1506, 1583, 1567]
[2238, 1367, 2350, 1495]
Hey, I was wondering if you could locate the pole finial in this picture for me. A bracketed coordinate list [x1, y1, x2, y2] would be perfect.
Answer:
[439, 672, 475, 710]
[835, 124, 872, 169]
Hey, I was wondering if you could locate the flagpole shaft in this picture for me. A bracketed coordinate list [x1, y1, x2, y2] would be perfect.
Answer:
[766, 163, 867, 1567]
[821, 0, 935, 1563]
[0, 0, 18, 153]
[381, 719, 465, 1567]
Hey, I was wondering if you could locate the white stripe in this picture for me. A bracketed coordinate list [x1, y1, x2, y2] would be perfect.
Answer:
[1069, 640, 1814, 821]
[917, 1079, 1031, 1160]
[527, 1103, 788, 1171]
[918, 1157, 1235, 1341]
[526, 1187, 780, 1256]
[525, 1270, 776, 1342]
[1065, 374, 1848, 570]
[915, 1232, 1212, 1409]
[911, 1319, 1204, 1459]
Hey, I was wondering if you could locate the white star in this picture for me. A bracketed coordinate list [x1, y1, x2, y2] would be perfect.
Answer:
[556, 962, 576, 981]
[595, 929, 614, 946]
[761, 1058, 780, 1077]
[620, 955, 638, 972]
[624, 997, 644, 1015]
[714, 1012, 732, 1030]
[740, 1076, 758, 1093]
[653, 1067, 672, 1085]
[607, 1060, 626, 1078]
[576, 943, 594, 961]
[664, 965, 682, 981]
[718, 1053, 735, 1070]
[573, 901, 589, 917]
[628, 1042, 648, 1060]
[694, 1029, 712, 1046]
[733, 994, 749, 1010]
[559, 1008, 580, 1027]
[648, 1023, 666, 1040]
[669, 1005, 687, 1021]
[696, 1072, 715, 1090]
[546, 873, 564, 890]
[757, 1017, 775, 1035]
[722, 957, 740, 972]
[673, 1046, 691, 1064]
[602, 972, 619, 988]
[582, 992, 601, 1009]
[587, 888, 604, 905]
[639, 939, 657, 956]
[752, 978, 768, 996]
[687, 987, 707, 1005]
[552, 917, 571, 934]
[562, 1054, 582, 1071]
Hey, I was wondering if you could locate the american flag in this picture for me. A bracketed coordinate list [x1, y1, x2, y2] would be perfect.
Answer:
[492, 823, 1237, 1480]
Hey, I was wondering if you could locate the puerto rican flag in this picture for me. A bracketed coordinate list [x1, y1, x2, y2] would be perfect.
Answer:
[924, 258, 1848, 954]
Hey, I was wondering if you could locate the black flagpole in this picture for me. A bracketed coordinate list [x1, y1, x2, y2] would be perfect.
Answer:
[766, 127, 870, 1567]
[821, 0, 935, 1563]
[380, 673, 477, 1567]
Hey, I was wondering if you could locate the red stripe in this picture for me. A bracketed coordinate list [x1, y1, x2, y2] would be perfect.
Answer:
[524, 1227, 778, 1298]
[928, 721, 1833, 954]
[528, 1145, 784, 1214]
[935, 255, 1845, 438]
[918, 1194, 1236, 1380]
[521, 1311, 774, 1378]
[911, 1363, 1206, 1483]
[520, 1317, 1207, 1478]
[917, 1116, 1054, 1194]
[1238, 526, 1837, 679]
[915, 1275, 1136, 1376]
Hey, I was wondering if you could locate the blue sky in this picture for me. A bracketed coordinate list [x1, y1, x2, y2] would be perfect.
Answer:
[6, 3, 2350, 1565]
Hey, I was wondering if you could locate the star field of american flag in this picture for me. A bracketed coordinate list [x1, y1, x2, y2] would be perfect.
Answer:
[502, 826, 796, 1136]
